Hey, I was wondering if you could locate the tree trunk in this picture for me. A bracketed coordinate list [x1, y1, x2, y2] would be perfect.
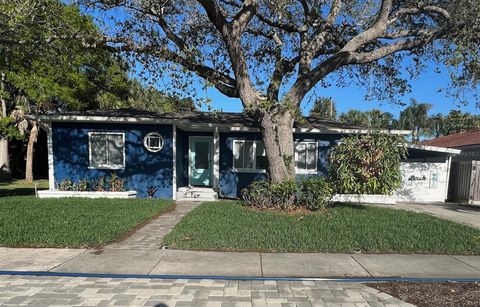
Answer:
[256, 109, 296, 183]
[0, 91, 10, 181]
[25, 121, 38, 183]
[0, 137, 9, 181]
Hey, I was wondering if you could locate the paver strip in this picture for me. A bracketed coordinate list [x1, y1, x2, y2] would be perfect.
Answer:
[106, 201, 202, 250]
[0, 275, 414, 306]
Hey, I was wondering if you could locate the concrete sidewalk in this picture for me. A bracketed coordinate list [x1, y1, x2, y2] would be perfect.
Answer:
[393, 202, 480, 229]
[1, 247, 480, 279]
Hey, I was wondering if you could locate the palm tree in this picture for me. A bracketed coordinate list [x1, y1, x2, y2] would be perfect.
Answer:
[398, 99, 432, 143]
[339, 110, 369, 126]
[366, 109, 395, 128]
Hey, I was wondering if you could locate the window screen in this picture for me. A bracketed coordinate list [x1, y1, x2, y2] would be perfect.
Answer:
[89, 133, 125, 168]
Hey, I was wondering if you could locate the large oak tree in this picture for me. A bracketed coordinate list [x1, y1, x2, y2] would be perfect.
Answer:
[82, 0, 479, 182]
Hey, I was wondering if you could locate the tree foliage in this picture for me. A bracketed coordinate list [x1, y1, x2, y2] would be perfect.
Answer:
[0, 0, 132, 114]
[329, 133, 407, 195]
[309, 97, 336, 120]
[397, 99, 432, 142]
[338, 110, 369, 126]
[80, 0, 480, 182]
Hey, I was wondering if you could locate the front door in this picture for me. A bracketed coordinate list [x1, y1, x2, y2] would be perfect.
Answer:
[189, 137, 213, 187]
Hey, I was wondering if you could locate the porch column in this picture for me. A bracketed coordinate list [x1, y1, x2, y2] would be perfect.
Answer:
[46, 122, 55, 191]
[213, 127, 220, 190]
[172, 124, 177, 200]
[445, 155, 452, 201]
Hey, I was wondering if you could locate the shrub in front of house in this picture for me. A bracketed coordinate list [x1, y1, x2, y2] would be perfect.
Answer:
[241, 177, 333, 211]
[57, 174, 125, 192]
[296, 177, 334, 211]
[328, 133, 407, 195]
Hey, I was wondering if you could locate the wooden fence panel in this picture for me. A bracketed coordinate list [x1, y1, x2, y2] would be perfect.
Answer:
[470, 161, 480, 203]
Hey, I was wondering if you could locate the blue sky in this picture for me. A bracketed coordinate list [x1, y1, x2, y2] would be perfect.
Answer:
[200, 64, 479, 117]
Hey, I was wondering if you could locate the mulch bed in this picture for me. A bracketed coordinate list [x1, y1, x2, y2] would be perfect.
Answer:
[367, 282, 480, 307]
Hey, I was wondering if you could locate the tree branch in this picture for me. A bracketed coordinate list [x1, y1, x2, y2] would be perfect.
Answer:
[196, 0, 260, 107]
[342, 0, 393, 52]
[99, 37, 239, 98]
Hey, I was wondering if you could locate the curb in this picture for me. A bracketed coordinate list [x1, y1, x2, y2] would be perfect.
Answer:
[1, 271, 479, 283]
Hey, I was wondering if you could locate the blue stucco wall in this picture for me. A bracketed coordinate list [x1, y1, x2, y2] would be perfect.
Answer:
[52, 122, 173, 198]
[218, 132, 343, 198]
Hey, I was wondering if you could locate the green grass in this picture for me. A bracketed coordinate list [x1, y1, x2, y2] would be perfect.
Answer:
[0, 196, 174, 248]
[0, 179, 49, 197]
[163, 201, 480, 254]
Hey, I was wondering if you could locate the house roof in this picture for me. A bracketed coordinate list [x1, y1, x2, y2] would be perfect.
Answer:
[420, 130, 480, 148]
[29, 108, 411, 135]
[407, 144, 461, 155]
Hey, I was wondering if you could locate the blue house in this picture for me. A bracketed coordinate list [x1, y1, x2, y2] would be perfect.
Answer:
[32, 109, 409, 200]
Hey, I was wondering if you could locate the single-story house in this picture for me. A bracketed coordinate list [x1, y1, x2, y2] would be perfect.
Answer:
[421, 130, 480, 204]
[30, 109, 458, 202]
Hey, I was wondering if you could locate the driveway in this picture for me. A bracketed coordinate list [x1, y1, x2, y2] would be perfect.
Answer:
[393, 202, 480, 229]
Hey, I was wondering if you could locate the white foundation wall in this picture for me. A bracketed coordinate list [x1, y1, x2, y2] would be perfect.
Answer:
[396, 161, 449, 202]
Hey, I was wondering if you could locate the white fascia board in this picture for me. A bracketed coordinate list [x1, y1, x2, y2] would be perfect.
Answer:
[293, 127, 411, 135]
[28, 114, 411, 135]
[407, 144, 462, 155]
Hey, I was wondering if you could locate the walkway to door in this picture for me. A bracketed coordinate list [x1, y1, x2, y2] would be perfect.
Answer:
[106, 201, 202, 250]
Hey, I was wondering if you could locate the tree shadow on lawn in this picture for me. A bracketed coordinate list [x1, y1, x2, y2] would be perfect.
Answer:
[0, 188, 40, 197]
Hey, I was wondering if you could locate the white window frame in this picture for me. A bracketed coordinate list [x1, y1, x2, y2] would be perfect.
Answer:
[143, 132, 164, 153]
[295, 141, 318, 174]
[88, 132, 126, 169]
[232, 140, 266, 173]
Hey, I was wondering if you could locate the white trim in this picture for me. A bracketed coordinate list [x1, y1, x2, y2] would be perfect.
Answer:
[332, 194, 397, 205]
[38, 190, 137, 199]
[213, 127, 220, 190]
[445, 155, 452, 201]
[294, 141, 318, 174]
[172, 125, 177, 200]
[188, 136, 214, 187]
[231, 169, 267, 174]
[407, 144, 461, 155]
[47, 122, 55, 190]
[30, 114, 411, 135]
[88, 132, 126, 170]
[232, 139, 267, 172]
[143, 132, 164, 152]
[294, 127, 410, 135]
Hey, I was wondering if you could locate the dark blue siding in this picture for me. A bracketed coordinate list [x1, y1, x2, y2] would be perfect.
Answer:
[219, 132, 266, 198]
[218, 132, 342, 198]
[52, 122, 173, 198]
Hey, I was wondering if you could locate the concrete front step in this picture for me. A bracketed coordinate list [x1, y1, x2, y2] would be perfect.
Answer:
[177, 186, 217, 202]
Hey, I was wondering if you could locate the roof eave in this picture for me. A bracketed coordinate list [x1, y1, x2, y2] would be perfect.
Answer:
[407, 144, 462, 155]
[27, 114, 411, 135]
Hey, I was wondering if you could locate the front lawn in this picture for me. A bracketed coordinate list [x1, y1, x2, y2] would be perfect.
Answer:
[0, 196, 174, 248]
[163, 201, 480, 254]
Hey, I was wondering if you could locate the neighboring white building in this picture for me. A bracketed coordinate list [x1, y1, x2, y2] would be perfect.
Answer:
[397, 144, 461, 203]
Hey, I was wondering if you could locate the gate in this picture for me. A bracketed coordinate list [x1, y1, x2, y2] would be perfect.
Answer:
[449, 160, 480, 204]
